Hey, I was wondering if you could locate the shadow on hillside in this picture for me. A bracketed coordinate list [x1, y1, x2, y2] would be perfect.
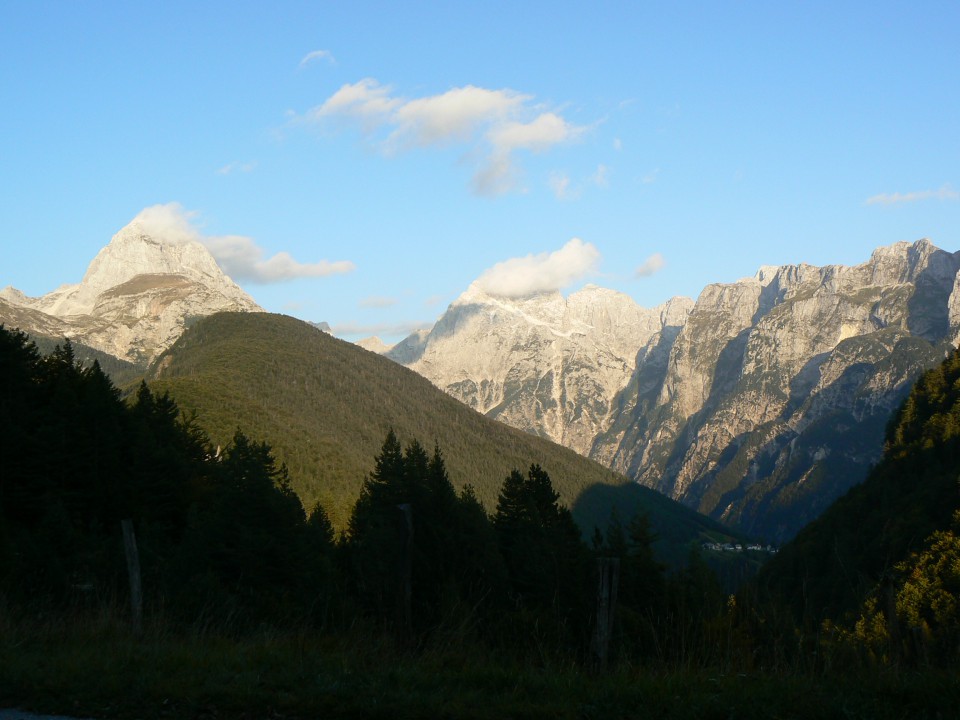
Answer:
[570, 479, 738, 569]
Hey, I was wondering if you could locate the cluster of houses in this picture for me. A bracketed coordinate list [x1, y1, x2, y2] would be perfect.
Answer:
[702, 541, 777, 554]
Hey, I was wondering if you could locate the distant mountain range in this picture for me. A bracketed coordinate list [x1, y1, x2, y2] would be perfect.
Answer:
[380, 239, 960, 541]
[3, 215, 957, 544]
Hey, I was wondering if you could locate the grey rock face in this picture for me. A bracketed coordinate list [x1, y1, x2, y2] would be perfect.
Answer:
[389, 282, 694, 457]
[395, 239, 960, 541]
[613, 240, 960, 541]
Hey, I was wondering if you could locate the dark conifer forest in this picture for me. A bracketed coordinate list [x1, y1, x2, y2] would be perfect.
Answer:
[2, 324, 959, 718]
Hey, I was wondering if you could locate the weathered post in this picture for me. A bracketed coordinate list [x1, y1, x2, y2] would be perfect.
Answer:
[592, 557, 620, 670]
[121, 519, 143, 637]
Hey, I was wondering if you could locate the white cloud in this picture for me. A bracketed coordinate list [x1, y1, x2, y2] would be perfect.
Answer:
[487, 112, 582, 153]
[635, 253, 665, 278]
[642, 168, 660, 184]
[613, 138, 623, 151]
[299, 49, 335, 68]
[475, 238, 600, 298]
[130, 203, 201, 245]
[129, 203, 354, 284]
[313, 78, 402, 125]
[216, 160, 257, 175]
[203, 235, 355, 283]
[359, 295, 397, 308]
[306, 80, 585, 195]
[865, 184, 960, 206]
[389, 85, 527, 149]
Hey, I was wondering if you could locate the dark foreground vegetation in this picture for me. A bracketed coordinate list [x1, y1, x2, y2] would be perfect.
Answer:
[1, 325, 959, 717]
[3, 609, 957, 720]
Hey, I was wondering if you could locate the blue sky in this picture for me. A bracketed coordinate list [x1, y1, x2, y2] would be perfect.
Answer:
[2, 1, 958, 342]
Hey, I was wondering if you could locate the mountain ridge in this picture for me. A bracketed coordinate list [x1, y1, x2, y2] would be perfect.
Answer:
[387, 238, 960, 541]
[387, 281, 695, 458]
[4, 217, 957, 544]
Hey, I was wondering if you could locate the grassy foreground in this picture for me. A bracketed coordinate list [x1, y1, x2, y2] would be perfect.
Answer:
[1, 610, 957, 720]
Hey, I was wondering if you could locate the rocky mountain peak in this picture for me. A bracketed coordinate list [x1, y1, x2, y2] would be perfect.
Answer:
[389, 281, 693, 456]
[0, 213, 261, 364]
[80, 221, 245, 310]
[659, 296, 696, 326]
[864, 237, 956, 286]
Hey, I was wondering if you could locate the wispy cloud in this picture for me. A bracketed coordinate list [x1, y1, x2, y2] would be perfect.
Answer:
[299, 49, 335, 68]
[129, 203, 355, 284]
[359, 295, 397, 308]
[642, 168, 660, 185]
[549, 172, 577, 200]
[865, 184, 959, 206]
[592, 164, 610, 188]
[474, 238, 600, 298]
[635, 253, 665, 278]
[204, 235, 355, 283]
[548, 165, 608, 200]
[216, 160, 257, 175]
[305, 79, 585, 195]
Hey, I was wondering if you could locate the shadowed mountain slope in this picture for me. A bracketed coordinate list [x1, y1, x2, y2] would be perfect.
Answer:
[757, 346, 960, 622]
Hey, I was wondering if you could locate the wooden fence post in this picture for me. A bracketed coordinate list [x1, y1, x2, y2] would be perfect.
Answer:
[121, 519, 143, 636]
[592, 557, 620, 670]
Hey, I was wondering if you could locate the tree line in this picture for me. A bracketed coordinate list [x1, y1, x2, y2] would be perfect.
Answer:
[2, 324, 958, 669]
[1, 326, 706, 663]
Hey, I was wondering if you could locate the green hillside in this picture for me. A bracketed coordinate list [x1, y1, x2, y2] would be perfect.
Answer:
[142, 311, 737, 559]
[757, 346, 960, 623]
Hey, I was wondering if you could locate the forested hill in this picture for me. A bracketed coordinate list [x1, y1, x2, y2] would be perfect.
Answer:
[757, 346, 960, 623]
[144, 311, 738, 554]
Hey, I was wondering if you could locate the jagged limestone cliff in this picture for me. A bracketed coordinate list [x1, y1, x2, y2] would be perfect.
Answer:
[598, 239, 960, 540]
[391, 239, 960, 541]
[388, 283, 693, 457]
